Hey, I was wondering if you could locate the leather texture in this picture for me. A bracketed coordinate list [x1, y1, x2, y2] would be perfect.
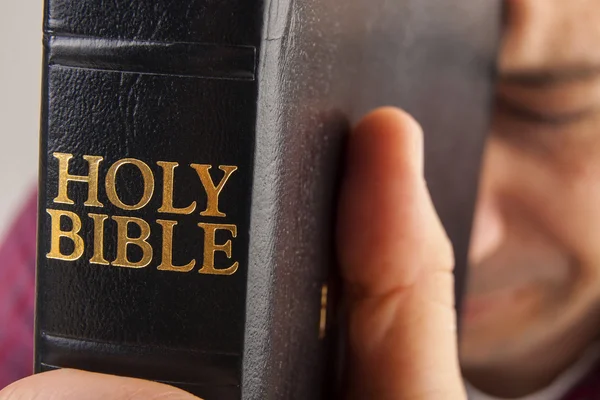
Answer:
[245, 1, 501, 398]
[36, 0, 501, 399]
[38, 1, 263, 399]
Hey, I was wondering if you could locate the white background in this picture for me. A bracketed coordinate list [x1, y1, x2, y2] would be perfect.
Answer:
[0, 1, 43, 240]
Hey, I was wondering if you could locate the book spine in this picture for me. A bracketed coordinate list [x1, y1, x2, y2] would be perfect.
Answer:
[36, 1, 264, 399]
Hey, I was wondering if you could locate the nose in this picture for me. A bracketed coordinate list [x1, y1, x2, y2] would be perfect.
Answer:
[469, 138, 507, 266]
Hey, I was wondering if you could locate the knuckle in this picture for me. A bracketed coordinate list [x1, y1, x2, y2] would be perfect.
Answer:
[429, 231, 455, 272]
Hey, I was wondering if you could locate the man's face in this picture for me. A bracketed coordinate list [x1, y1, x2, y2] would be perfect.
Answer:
[460, 0, 600, 394]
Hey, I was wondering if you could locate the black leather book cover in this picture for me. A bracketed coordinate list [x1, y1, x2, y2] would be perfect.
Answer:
[36, 0, 501, 399]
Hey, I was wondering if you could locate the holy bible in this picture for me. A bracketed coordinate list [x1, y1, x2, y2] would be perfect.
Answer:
[35, 0, 501, 398]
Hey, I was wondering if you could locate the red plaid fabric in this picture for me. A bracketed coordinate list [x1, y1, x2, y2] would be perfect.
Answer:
[0, 190, 36, 389]
[562, 362, 600, 400]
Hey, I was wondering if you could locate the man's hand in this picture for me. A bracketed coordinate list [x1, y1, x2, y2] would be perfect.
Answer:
[0, 368, 199, 400]
[0, 107, 465, 400]
[338, 107, 465, 399]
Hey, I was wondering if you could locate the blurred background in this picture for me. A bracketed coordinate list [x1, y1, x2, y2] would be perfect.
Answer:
[0, 1, 43, 240]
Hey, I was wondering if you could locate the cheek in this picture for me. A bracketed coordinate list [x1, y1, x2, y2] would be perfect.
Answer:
[492, 135, 600, 277]
[501, 0, 600, 71]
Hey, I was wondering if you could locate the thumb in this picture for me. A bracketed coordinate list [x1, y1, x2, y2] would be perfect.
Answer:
[337, 107, 465, 399]
[0, 369, 201, 400]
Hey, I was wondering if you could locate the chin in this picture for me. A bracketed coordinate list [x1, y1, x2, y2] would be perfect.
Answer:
[459, 285, 597, 373]
[458, 286, 553, 366]
[459, 296, 600, 399]
[459, 321, 552, 380]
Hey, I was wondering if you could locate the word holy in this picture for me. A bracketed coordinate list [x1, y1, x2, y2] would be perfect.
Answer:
[46, 152, 239, 275]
